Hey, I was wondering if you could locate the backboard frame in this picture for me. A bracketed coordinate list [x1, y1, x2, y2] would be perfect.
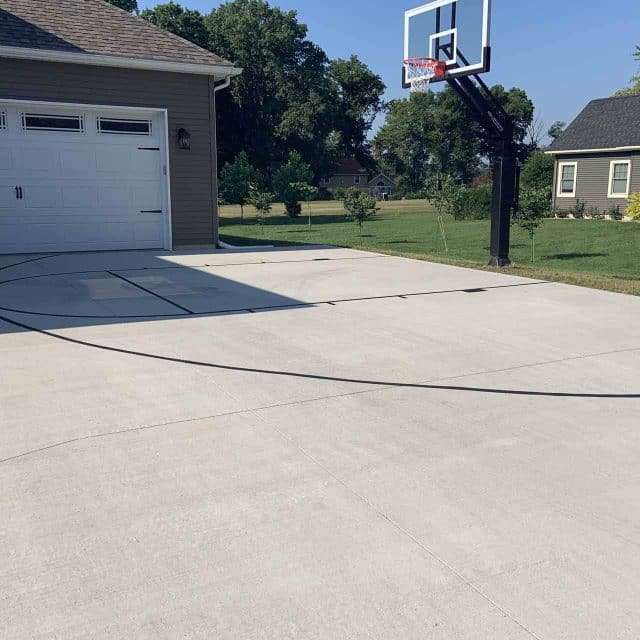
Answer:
[403, 0, 492, 87]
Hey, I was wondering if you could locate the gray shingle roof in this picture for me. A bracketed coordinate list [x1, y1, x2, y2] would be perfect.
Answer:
[0, 0, 232, 68]
[549, 95, 640, 152]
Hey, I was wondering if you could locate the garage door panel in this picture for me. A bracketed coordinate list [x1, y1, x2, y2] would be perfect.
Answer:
[22, 183, 62, 210]
[59, 148, 97, 176]
[98, 184, 134, 211]
[0, 184, 20, 210]
[0, 103, 169, 254]
[18, 147, 59, 173]
[61, 184, 99, 210]
[0, 148, 14, 173]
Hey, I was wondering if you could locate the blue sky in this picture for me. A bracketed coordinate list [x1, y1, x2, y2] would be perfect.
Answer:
[139, 0, 640, 133]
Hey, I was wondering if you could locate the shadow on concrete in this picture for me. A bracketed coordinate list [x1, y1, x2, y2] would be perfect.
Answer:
[0, 248, 315, 334]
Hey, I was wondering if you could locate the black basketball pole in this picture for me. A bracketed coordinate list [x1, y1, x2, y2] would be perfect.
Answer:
[447, 73, 517, 267]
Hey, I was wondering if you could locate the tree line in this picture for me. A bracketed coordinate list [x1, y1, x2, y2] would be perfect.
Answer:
[107, 0, 558, 195]
[108, 0, 385, 180]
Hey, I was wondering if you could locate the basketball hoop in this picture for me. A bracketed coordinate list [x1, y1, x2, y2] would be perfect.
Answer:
[403, 57, 447, 92]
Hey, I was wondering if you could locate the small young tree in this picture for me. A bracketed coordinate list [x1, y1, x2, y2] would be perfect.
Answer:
[291, 183, 318, 228]
[272, 152, 314, 218]
[517, 188, 549, 261]
[424, 173, 463, 253]
[342, 188, 378, 233]
[248, 190, 273, 232]
[219, 152, 261, 223]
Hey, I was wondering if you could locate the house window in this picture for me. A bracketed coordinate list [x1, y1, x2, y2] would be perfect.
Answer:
[21, 112, 85, 133]
[97, 117, 152, 136]
[0, 110, 6, 130]
[608, 160, 631, 197]
[557, 162, 577, 197]
[354, 175, 361, 185]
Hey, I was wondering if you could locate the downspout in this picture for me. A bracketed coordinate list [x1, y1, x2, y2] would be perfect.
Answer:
[209, 75, 232, 247]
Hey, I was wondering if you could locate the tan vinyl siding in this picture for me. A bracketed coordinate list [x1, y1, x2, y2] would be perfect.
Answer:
[0, 57, 217, 247]
[553, 151, 640, 214]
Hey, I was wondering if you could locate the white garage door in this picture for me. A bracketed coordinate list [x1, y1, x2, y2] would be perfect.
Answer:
[0, 102, 170, 254]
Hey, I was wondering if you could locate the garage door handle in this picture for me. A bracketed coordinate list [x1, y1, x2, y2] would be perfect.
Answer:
[15, 186, 19, 200]
[140, 209, 162, 213]
[19, 186, 23, 200]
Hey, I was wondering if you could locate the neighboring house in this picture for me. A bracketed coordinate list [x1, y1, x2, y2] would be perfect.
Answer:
[368, 173, 395, 198]
[322, 157, 396, 198]
[0, 0, 241, 255]
[547, 95, 640, 215]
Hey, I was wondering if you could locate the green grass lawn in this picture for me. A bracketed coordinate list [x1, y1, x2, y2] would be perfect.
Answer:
[219, 200, 640, 295]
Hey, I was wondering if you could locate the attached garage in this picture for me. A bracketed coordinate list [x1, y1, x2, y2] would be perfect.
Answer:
[0, 0, 241, 255]
[0, 102, 170, 253]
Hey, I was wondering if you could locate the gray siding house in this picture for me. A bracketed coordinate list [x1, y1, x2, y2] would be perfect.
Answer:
[0, 0, 240, 254]
[547, 95, 640, 215]
[323, 157, 396, 198]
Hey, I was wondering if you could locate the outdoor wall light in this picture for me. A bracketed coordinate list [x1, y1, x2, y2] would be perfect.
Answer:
[177, 127, 191, 150]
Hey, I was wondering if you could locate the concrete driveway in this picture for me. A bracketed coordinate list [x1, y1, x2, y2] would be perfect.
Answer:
[1, 246, 639, 639]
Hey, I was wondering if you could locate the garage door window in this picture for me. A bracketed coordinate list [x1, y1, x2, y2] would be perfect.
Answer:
[97, 117, 152, 135]
[21, 113, 85, 133]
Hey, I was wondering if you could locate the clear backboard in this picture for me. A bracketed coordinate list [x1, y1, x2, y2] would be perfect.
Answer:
[403, 0, 491, 87]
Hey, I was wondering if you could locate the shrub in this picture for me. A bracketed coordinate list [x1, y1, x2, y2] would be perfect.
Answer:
[556, 207, 570, 219]
[627, 192, 640, 220]
[571, 198, 586, 219]
[342, 188, 378, 232]
[586, 205, 605, 220]
[404, 190, 428, 200]
[469, 173, 492, 188]
[608, 203, 624, 220]
[452, 183, 493, 220]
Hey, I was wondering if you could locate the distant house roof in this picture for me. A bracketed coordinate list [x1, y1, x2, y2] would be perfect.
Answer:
[0, 0, 240, 76]
[548, 95, 640, 153]
[333, 156, 369, 176]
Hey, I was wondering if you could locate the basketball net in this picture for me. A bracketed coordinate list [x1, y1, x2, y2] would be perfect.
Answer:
[404, 58, 447, 93]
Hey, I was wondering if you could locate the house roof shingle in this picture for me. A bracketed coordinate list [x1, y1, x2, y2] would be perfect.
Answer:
[549, 95, 640, 152]
[333, 156, 368, 175]
[0, 0, 233, 69]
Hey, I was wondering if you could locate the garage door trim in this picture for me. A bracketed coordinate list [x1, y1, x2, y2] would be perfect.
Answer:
[0, 98, 172, 252]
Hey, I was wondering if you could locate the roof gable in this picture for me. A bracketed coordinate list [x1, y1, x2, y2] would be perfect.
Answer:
[0, 0, 234, 71]
[368, 173, 395, 186]
[549, 95, 640, 152]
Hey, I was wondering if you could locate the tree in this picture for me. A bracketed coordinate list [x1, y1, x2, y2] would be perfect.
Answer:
[342, 188, 378, 233]
[272, 151, 313, 218]
[107, 0, 138, 11]
[219, 152, 261, 223]
[614, 45, 640, 96]
[547, 121, 566, 142]
[525, 113, 545, 151]
[483, 85, 535, 160]
[520, 150, 555, 192]
[206, 0, 335, 176]
[141, 2, 209, 49]
[328, 56, 386, 156]
[517, 188, 549, 261]
[248, 190, 273, 231]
